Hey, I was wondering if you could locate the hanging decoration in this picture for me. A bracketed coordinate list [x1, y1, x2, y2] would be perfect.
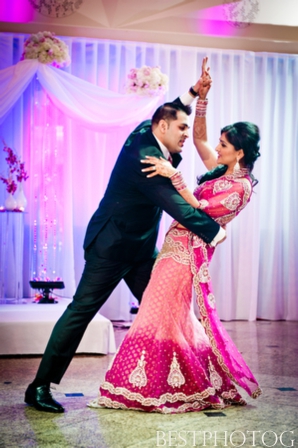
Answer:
[223, 0, 259, 28]
[126, 66, 169, 97]
[29, 76, 66, 283]
[28, 0, 84, 18]
[21, 31, 71, 68]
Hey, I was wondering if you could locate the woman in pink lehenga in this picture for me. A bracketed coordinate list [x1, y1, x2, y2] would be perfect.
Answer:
[88, 59, 262, 414]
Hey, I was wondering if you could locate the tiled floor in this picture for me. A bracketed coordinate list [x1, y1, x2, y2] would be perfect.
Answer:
[0, 320, 297, 448]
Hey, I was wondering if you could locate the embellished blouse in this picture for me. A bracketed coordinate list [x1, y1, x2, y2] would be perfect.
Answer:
[193, 168, 252, 227]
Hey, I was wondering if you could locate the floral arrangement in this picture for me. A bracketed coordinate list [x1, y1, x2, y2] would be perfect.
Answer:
[126, 66, 169, 96]
[0, 144, 29, 194]
[21, 31, 70, 68]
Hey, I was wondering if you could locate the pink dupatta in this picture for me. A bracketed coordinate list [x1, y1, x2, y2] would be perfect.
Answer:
[188, 170, 262, 398]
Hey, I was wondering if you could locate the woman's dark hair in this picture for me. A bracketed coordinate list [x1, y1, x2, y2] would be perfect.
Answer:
[221, 122, 261, 171]
[198, 121, 261, 186]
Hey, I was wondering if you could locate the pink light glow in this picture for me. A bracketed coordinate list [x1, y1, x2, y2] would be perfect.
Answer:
[198, 4, 227, 21]
[196, 4, 238, 37]
[0, 0, 34, 23]
[198, 19, 238, 37]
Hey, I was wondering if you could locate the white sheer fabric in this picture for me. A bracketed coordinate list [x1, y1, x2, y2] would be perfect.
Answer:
[0, 33, 297, 321]
[0, 59, 161, 129]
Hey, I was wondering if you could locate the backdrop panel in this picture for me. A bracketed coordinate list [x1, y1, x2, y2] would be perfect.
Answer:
[0, 33, 297, 321]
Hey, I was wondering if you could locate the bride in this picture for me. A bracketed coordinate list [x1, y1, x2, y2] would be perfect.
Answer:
[88, 58, 262, 413]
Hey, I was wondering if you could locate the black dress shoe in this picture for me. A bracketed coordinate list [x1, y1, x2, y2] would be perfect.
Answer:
[25, 384, 65, 413]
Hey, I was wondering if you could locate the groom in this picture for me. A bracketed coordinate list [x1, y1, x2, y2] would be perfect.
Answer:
[25, 78, 225, 413]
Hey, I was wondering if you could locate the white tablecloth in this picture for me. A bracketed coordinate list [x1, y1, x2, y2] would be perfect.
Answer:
[0, 299, 116, 355]
[0, 211, 24, 301]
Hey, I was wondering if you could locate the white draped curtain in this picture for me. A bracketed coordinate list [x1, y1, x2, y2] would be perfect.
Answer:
[0, 32, 297, 321]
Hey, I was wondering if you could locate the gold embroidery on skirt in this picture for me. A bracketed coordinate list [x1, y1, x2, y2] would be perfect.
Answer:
[100, 380, 216, 406]
[167, 352, 186, 388]
[192, 267, 262, 399]
[128, 350, 147, 388]
[208, 356, 223, 390]
[96, 394, 226, 414]
[222, 389, 247, 404]
[153, 226, 191, 270]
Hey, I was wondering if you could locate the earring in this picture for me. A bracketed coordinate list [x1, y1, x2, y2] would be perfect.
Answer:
[233, 157, 241, 173]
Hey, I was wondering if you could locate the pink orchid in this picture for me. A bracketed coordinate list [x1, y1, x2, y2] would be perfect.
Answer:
[1, 144, 29, 194]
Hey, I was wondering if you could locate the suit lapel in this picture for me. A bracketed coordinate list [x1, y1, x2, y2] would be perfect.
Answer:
[148, 132, 182, 167]
[125, 120, 182, 167]
[172, 153, 182, 168]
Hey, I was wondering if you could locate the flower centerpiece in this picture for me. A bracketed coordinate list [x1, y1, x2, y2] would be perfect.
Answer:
[0, 143, 29, 211]
[21, 31, 70, 68]
[126, 66, 169, 96]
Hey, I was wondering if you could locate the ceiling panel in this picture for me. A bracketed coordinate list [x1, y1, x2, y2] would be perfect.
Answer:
[0, 0, 297, 54]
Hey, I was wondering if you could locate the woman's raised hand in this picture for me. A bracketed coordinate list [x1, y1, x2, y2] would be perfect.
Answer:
[192, 56, 212, 100]
[141, 156, 177, 178]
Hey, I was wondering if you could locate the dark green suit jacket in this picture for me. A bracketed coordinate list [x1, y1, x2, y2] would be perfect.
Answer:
[83, 119, 219, 262]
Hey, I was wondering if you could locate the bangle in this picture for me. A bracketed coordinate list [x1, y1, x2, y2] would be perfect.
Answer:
[170, 171, 187, 191]
[195, 98, 208, 118]
[189, 86, 199, 97]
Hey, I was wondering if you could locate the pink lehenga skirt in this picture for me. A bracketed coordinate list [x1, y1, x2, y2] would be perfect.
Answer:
[89, 224, 261, 414]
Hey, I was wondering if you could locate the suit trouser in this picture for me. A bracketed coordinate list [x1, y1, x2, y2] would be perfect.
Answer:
[34, 240, 156, 384]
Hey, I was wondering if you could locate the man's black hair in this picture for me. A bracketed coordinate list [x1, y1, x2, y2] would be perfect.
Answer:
[152, 101, 192, 126]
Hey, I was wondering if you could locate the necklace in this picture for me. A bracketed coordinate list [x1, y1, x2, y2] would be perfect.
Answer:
[225, 168, 250, 179]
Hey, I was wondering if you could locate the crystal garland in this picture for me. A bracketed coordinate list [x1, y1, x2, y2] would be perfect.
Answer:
[30, 75, 63, 282]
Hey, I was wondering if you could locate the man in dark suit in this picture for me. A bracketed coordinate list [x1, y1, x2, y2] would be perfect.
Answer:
[25, 87, 225, 413]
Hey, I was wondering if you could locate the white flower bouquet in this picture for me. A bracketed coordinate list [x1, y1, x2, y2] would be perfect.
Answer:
[126, 66, 169, 96]
[21, 31, 70, 68]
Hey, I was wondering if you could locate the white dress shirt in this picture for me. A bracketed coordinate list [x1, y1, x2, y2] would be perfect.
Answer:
[152, 134, 171, 161]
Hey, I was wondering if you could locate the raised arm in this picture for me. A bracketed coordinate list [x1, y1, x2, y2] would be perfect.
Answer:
[140, 57, 217, 210]
[192, 57, 218, 171]
[141, 57, 221, 213]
